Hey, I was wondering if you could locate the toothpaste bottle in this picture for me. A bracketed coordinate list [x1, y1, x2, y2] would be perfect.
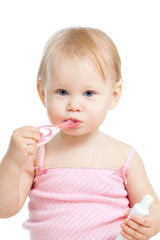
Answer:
[115, 194, 154, 240]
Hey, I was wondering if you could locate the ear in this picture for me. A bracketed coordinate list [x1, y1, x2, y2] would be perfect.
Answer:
[109, 81, 122, 110]
[37, 80, 46, 107]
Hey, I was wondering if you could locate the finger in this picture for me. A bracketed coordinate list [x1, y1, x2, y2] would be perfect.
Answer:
[124, 208, 132, 217]
[27, 144, 39, 155]
[25, 138, 38, 145]
[131, 214, 152, 227]
[121, 222, 145, 240]
[17, 126, 40, 133]
[124, 218, 150, 235]
[21, 142, 38, 155]
[20, 131, 41, 142]
[121, 230, 135, 240]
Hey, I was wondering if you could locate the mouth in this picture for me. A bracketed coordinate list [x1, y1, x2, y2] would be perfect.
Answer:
[65, 118, 81, 128]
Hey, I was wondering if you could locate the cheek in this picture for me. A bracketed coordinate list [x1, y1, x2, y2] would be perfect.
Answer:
[45, 97, 64, 123]
[86, 103, 108, 127]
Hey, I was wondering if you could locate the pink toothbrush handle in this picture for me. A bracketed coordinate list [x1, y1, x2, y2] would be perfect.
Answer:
[37, 120, 74, 147]
[37, 126, 60, 147]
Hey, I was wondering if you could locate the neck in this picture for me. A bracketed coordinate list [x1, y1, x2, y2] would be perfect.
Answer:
[58, 129, 100, 145]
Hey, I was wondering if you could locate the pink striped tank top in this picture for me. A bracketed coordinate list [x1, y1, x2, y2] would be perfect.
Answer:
[23, 146, 135, 240]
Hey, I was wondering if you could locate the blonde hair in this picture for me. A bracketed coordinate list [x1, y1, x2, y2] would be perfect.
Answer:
[37, 27, 122, 84]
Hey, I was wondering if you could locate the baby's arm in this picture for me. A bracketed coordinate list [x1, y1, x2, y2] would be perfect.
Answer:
[121, 151, 160, 239]
[0, 126, 40, 218]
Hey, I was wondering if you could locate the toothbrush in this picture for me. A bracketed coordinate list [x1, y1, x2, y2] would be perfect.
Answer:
[37, 120, 74, 147]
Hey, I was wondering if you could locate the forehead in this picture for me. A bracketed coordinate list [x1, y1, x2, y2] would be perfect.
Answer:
[47, 53, 110, 86]
[46, 36, 116, 78]
[47, 48, 115, 81]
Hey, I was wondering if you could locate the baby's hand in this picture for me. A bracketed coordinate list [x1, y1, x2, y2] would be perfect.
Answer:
[5, 126, 40, 167]
[120, 209, 156, 239]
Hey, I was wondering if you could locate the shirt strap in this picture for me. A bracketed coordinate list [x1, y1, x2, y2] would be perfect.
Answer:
[37, 145, 45, 169]
[123, 146, 135, 172]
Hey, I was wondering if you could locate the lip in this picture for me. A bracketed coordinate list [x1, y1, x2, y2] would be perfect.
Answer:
[65, 118, 82, 128]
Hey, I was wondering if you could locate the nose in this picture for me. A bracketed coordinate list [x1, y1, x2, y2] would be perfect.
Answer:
[66, 97, 83, 112]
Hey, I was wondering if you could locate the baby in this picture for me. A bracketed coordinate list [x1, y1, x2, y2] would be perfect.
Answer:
[0, 27, 160, 240]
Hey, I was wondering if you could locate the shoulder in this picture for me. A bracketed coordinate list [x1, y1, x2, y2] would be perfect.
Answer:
[125, 150, 159, 207]
[99, 132, 133, 168]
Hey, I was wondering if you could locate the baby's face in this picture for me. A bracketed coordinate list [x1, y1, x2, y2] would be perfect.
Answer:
[39, 55, 120, 136]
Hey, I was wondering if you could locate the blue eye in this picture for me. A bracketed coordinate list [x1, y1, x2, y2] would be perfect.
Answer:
[57, 89, 68, 96]
[83, 91, 95, 97]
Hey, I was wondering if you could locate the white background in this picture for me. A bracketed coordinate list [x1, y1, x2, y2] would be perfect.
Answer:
[0, 0, 160, 239]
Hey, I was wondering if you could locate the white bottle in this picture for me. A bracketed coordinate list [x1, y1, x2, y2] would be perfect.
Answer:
[115, 194, 154, 240]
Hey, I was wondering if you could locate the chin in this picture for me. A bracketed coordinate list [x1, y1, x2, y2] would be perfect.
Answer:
[63, 129, 83, 136]
[62, 127, 94, 137]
